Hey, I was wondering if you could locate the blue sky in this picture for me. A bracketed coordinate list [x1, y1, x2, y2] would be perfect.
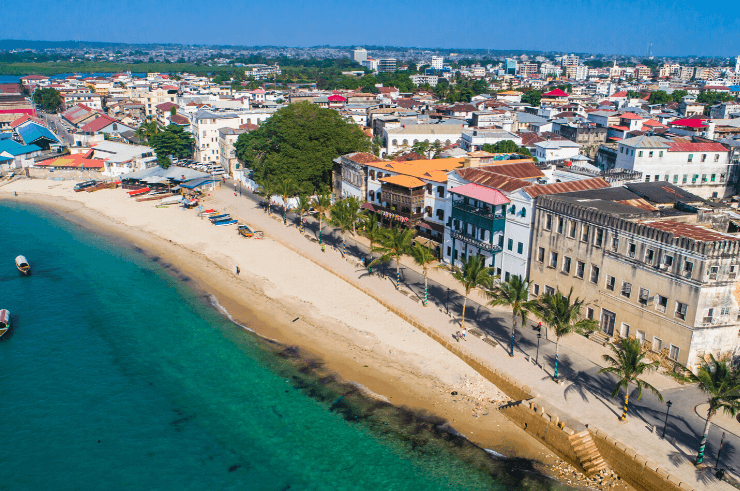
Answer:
[4, 0, 739, 57]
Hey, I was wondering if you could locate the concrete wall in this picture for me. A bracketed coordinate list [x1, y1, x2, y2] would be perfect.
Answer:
[27, 167, 103, 181]
[590, 428, 697, 491]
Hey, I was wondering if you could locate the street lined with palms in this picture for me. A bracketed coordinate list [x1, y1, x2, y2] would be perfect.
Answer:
[221, 180, 740, 485]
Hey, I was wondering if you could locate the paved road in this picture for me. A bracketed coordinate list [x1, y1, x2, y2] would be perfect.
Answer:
[226, 178, 739, 478]
[40, 112, 74, 146]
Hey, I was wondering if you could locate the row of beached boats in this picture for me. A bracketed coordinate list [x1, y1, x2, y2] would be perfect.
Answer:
[1, 256, 29, 338]
[74, 180, 120, 193]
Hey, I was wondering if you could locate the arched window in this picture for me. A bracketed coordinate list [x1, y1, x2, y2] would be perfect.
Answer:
[445, 140, 451, 145]
[510, 205, 516, 214]
[521, 208, 526, 218]
[402, 139, 408, 146]
[112, 123, 118, 130]
[392, 139, 398, 146]
[413, 140, 418, 144]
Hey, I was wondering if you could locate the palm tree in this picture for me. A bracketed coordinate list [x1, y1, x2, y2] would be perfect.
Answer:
[296, 192, 312, 235]
[370, 227, 415, 289]
[360, 212, 382, 273]
[488, 275, 537, 357]
[671, 355, 740, 465]
[532, 288, 599, 382]
[328, 199, 356, 258]
[311, 191, 332, 245]
[598, 338, 662, 421]
[254, 178, 276, 215]
[408, 243, 437, 306]
[451, 255, 495, 330]
[276, 178, 299, 225]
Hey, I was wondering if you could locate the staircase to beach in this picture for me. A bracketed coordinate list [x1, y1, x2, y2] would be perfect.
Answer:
[569, 430, 607, 476]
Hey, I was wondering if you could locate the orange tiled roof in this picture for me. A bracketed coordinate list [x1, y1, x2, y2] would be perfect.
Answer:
[368, 158, 465, 183]
[380, 174, 425, 188]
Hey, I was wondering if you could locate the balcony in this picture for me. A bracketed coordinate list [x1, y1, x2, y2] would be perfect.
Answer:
[451, 200, 505, 233]
[375, 204, 425, 222]
[450, 230, 502, 253]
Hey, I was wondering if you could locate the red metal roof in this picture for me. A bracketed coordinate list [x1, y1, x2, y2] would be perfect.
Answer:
[619, 113, 644, 120]
[454, 168, 532, 193]
[35, 154, 104, 169]
[637, 220, 739, 243]
[80, 115, 120, 133]
[523, 177, 610, 198]
[542, 89, 569, 97]
[668, 118, 708, 128]
[449, 183, 510, 205]
[327, 95, 346, 102]
[667, 141, 728, 152]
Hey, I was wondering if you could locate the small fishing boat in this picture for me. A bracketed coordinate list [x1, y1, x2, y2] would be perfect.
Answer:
[238, 224, 254, 238]
[74, 180, 99, 192]
[15, 255, 30, 275]
[127, 187, 151, 197]
[160, 196, 184, 206]
[0, 309, 9, 338]
[214, 219, 238, 226]
[85, 180, 120, 192]
[208, 214, 231, 222]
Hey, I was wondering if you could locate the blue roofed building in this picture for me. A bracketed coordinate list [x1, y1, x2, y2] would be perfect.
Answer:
[0, 139, 43, 169]
[15, 121, 60, 149]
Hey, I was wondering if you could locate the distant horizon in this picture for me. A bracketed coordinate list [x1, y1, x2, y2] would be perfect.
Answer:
[4, 0, 740, 57]
[0, 39, 737, 61]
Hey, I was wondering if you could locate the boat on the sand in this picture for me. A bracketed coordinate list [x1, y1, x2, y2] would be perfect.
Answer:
[15, 255, 30, 275]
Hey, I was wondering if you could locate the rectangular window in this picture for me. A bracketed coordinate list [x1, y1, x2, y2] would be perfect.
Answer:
[636, 330, 646, 346]
[594, 228, 604, 247]
[683, 261, 694, 279]
[532, 284, 540, 296]
[505, 272, 510, 281]
[655, 295, 668, 313]
[562, 256, 572, 274]
[675, 302, 687, 320]
[517, 242, 523, 254]
[652, 337, 663, 352]
[545, 285, 555, 295]
[620, 323, 631, 338]
[701, 154, 707, 163]
[549, 251, 558, 268]
[711, 174, 716, 182]
[507, 238, 513, 251]
[692, 174, 698, 183]
[660, 151, 664, 157]
[702, 174, 707, 183]
[611, 236, 619, 252]
[638, 287, 650, 306]
[673, 175, 678, 183]
[663, 254, 674, 270]
[568, 220, 576, 238]
[586, 307, 595, 320]
[622, 281, 632, 298]
[721, 307, 730, 316]
[664, 175, 669, 182]
[557, 217, 564, 234]
[605, 275, 615, 291]
[709, 266, 719, 280]
[669, 345, 679, 361]
[638, 150, 643, 157]
[654, 175, 660, 182]
[537, 247, 545, 263]
[704, 308, 715, 324]
[714, 154, 720, 162]
[545, 214, 552, 230]
[576, 261, 585, 279]
[645, 175, 650, 182]
[682, 174, 688, 184]
[730, 265, 737, 279]
[590, 265, 600, 284]
[645, 248, 655, 265]
[628, 243, 636, 258]
[649, 151, 653, 158]
[688, 154, 693, 163]
[581, 224, 590, 242]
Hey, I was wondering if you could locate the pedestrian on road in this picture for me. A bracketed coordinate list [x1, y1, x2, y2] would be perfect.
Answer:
[461, 327, 467, 341]
[455, 331, 461, 342]
[321, 244, 326, 253]
[236, 266, 240, 275]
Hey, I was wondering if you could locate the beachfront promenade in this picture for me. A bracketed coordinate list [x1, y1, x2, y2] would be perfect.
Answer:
[213, 181, 737, 491]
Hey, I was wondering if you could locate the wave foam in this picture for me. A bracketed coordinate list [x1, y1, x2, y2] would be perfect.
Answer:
[208, 295, 254, 332]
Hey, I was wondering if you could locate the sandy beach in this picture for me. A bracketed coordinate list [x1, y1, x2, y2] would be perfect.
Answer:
[0, 178, 617, 485]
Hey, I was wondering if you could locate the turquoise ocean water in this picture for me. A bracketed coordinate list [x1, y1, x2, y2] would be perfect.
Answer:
[0, 202, 565, 491]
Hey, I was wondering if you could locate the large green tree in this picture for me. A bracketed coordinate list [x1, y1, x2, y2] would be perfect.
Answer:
[521, 90, 542, 107]
[648, 90, 672, 105]
[234, 101, 370, 189]
[33, 87, 63, 113]
[149, 124, 194, 168]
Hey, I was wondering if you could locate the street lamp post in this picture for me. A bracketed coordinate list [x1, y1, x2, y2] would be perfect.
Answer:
[661, 400, 673, 438]
[536, 332, 542, 366]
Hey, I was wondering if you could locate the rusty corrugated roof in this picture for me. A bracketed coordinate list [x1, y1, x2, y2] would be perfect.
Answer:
[524, 178, 610, 198]
[616, 198, 658, 211]
[637, 220, 740, 242]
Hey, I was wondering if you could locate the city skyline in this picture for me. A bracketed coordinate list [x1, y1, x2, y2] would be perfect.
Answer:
[3, 0, 740, 57]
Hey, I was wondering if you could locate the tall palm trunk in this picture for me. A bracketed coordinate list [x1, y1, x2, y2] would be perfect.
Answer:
[554, 339, 560, 381]
[696, 408, 713, 464]
[318, 216, 323, 244]
[510, 313, 517, 357]
[423, 271, 428, 307]
[299, 212, 304, 234]
[461, 295, 468, 329]
[283, 205, 288, 225]
[342, 231, 347, 258]
[621, 392, 630, 421]
[395, 254, 400, 289]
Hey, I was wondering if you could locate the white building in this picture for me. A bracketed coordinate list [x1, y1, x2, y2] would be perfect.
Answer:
[192, 108, 275, 164]
[410, 74, 439, 87]
[431, 56, 444, 70]
[459, 129, 521, 152]
[534, 140, 581, 161]
[87, 140, 157, 177]
[615, 135, 737, 198]
[382, 124, 465, 156]
[62, 92, 103, 110]
[352, 48, 368, 63]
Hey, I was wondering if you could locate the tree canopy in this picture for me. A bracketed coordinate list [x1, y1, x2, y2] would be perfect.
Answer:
[648, 90, 672, 105]
[481, 140, 532, 158]
[521, 90, 542, 107]
[149, 124, 194, 168]
[234, 101, 369, 189]
[33, 87, 63, 113]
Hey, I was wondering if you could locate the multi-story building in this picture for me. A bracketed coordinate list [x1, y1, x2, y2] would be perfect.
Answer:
[410, 74, 439, 87]
[519, 62, 539, 77]
[377, 58, 397, 73]
[459, 129, 521, 152]
[614, 135, 737, 198]
[530, 192, 740, 369]
[218, 127, 248, 177]
[382, 124, 465, 156]
[62, 92, 103, 110]
[192, 110, 242, 163]
[352, 48, 368, 63]
[431, 56, 444, 70]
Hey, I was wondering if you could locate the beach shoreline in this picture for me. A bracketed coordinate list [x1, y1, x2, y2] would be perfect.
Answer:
[0, 180, 602, 485]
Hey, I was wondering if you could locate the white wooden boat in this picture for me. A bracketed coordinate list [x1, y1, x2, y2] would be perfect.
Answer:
[15, 255, 30, 275]
[0, 309, 9, 338]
